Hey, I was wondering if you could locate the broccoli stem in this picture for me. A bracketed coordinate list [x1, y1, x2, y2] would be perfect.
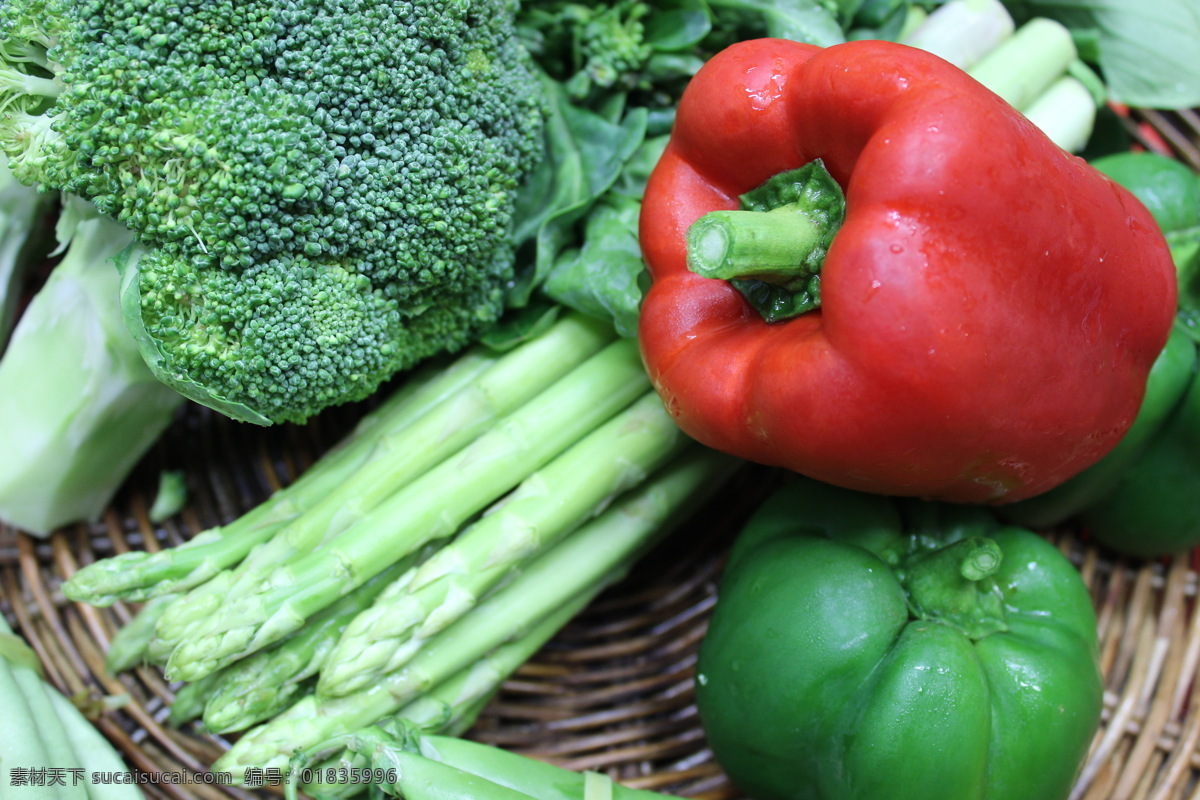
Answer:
[214, 447, 736, 778]
[316, 391, 692, 698]
[0, 153, 53, 349]
[0, 64, 61, 104]
[158, 338, 652, 682]
[0, 197, 185, 535]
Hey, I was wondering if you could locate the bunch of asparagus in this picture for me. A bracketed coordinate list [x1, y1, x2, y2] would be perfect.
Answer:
[65, 311, 738, 782]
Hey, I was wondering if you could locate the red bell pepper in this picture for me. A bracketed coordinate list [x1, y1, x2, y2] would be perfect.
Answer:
[637, 38, 1177, 504]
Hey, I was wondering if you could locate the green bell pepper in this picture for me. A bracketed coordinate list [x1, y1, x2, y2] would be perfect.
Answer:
[696, 477, 1102, 800]
[1080, 359, 1200, 557]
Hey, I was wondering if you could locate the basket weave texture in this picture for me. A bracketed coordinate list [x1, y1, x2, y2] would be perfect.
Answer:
[1, 107, 1199, 800]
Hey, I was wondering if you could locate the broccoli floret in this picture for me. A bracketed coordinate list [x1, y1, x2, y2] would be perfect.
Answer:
[0, 0, 545, 424]
[521, 0, 657, 101]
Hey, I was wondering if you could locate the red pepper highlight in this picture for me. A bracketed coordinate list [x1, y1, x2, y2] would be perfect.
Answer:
[638, 38, 1177, 503]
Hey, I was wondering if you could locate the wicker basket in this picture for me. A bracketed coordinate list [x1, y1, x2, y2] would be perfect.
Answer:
[2, 106, 1199, 800]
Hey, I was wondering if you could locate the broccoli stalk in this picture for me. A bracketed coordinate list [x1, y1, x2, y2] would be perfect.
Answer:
[0, 196, 183, 535]
[0, 153, 53, 348]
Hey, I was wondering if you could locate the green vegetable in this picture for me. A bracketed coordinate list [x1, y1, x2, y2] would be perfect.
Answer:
[696, 477, 1102, 800]
[156, 338, 652, 681]
[293, 722, 672, 800]
[1, 627, 59, 798]
[1000, 0, 1200, 108]
[0, 197, 183, 535]
[0, 153, 53, 349]
[213, 449, 735, 779]
[104, 595, 178, 674]
[1081, 361, 1200, 557]
[0, 0, 545, 425]
[147, 470, 187, 523]
[1091, 151, 1200, 245]
[1, 616, 140, 799]
[201, 552, 428, 733]
[43, 690, 141, 800]
[316, 390, 690, 697]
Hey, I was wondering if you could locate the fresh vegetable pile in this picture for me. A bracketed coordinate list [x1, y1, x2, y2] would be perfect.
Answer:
[0, 0, 1198, 798]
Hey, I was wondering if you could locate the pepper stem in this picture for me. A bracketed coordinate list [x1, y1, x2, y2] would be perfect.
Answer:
[903, 536, 1008, 640]
[688, 207, 824, 283]
[684, 159, 845, 323]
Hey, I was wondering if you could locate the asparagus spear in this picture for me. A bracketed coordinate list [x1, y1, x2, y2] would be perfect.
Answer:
[300, 723, 673, 800]
[104, 594, 178, 673]
[299, 591, 597, 799]
[317, 390, 689, 697]
[214, 449, 737, 777]
[63, 340, 501, 605]
[159, 338, 651, 681]
[136, 315, 615, 662]
[166, 668, 225, 728]
[201, 550, 430, 733]
[146, 311, 616, 641]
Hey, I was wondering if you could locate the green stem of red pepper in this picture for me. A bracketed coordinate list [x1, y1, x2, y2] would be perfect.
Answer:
[903, 536, 1008, 640]
[685, 159, 845, 323]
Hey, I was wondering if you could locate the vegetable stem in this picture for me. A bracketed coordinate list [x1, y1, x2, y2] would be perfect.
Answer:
[903, 536, 1008, 639]
[967, 18, 1078, 111]
[1023, 76, 1097, 153]
[901, 0, 1015, 70]
[688, 207, 823, 283]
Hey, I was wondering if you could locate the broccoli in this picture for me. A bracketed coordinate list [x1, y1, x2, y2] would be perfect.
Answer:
[0, 0, 545, 425]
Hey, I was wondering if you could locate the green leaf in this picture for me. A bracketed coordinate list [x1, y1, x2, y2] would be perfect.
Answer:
[508, 71, 648, 307]
[644, 5, 713, 51]
[543, 195, 646, 338]
[708, 0, 847, 46]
